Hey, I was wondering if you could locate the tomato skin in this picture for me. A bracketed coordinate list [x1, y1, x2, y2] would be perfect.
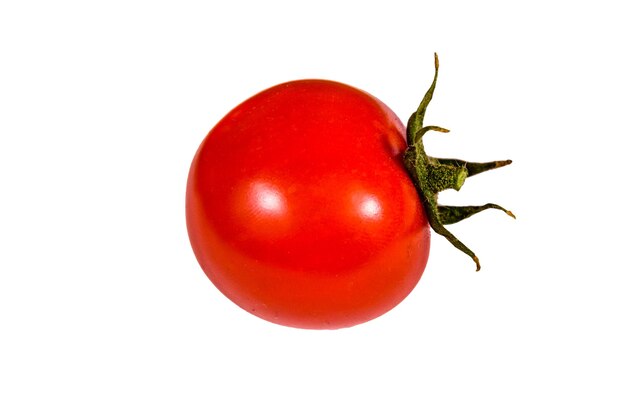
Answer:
[186, 80, 430, 329]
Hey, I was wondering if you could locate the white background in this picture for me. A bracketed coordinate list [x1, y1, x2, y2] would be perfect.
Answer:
[1, 1, 625, 416]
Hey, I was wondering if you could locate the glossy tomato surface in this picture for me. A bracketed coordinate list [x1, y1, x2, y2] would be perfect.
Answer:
[186, 80, 430, 329]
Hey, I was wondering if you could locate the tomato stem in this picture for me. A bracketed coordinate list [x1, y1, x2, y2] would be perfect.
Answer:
[403, 53, 514, 271]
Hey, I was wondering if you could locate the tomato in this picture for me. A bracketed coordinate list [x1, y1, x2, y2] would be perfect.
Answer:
[186, 79, 430, 329]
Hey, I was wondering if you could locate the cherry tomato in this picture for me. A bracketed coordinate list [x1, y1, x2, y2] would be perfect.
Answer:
[186, 80, 430, 329]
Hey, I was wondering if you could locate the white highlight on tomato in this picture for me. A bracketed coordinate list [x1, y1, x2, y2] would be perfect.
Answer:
[251, 181, 286, 215]
[359, 195, 382, 219]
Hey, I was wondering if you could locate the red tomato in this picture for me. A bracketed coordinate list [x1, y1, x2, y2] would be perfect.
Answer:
[186, 80, 430, 329]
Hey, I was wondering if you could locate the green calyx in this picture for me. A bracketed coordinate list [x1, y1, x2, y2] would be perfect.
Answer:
[403, 53, 515, 271]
